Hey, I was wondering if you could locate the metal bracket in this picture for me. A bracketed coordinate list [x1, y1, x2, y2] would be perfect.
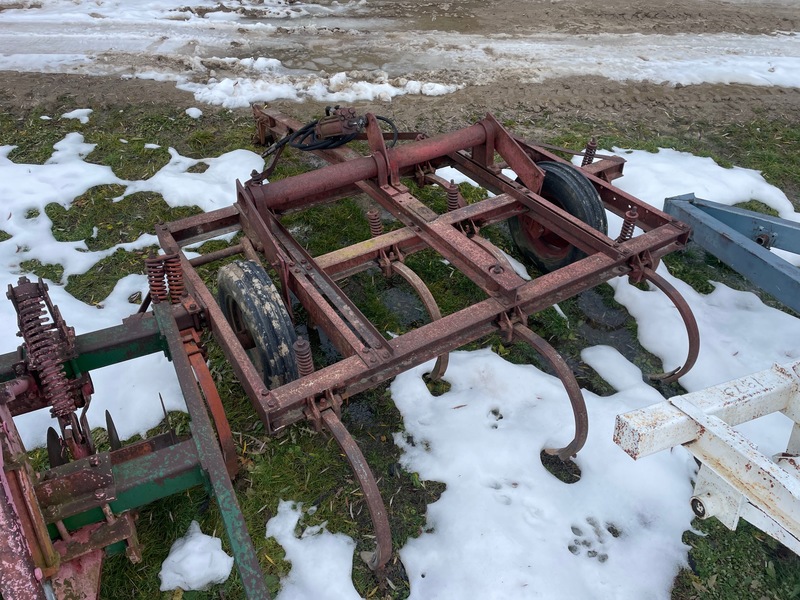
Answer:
[36, 453, 116, 523]
[616, 360, 800, 555]
[664, 194, 800, 313]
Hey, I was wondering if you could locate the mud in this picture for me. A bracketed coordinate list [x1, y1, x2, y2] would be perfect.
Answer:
[3, 69, 798, 137]
[365, 0, 799, 35]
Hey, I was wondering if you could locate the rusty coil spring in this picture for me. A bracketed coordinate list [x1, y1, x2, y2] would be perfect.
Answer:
[447, 181, 461, 213]
[616, 206, 639, 243]
[164, 254, 184, 304]
[293, 338, 315, 377]
[17, 295, 73, 418]
[366, 209, 384, 238]
[145, 256, 168, 304]
[581, 137, 598, 167]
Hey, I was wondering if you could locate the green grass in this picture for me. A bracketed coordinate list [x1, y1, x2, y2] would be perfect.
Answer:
[2, 102, 799, 600]
[673, 520, 800, 600]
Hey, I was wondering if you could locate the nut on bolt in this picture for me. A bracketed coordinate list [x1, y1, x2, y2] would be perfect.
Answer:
[690, 496, 706, 518]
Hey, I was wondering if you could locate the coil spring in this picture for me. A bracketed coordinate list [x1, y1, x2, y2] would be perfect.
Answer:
[164, 254, 184, 304]
[367, 209, 384, 238]
[17, 294, 73, 418]
[616, 206, 638, 243]
[145, 256, 168, 304]
[293, 338, 315, 377]
[447, 181, 461, 212]
[581, 137, 597, 167]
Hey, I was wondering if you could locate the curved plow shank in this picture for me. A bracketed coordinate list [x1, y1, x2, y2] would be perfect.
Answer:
[512, 323, 588, 460]
[321, 409, 392, 571]
[391, 262, 448, 381]
[642, 267, 700, 384]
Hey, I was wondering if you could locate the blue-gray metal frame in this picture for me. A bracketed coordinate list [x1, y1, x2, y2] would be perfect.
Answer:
[664, 194, 800, 313]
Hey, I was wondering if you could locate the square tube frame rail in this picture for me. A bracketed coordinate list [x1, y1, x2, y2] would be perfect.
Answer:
[615, 360, 800, 555]
[664, 194, 800, 314]
[161, 108, 690, 426]
[154, 109, 694, 570]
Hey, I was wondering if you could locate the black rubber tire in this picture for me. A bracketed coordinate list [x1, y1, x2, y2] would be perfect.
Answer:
[217, 260, 299, 389]
[509, 161, 607, 273]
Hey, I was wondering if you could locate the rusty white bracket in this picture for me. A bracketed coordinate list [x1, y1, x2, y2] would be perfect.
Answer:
[614, 360, 800, 555]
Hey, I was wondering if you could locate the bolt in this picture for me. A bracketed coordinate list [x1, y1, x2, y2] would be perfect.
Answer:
[490, 265, 504, 275]
[189, 303, 198, 311]
[690, 497, 706, 518]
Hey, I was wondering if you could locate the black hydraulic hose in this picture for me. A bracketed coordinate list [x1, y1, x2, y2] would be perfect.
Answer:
[261, 114, 399, 157]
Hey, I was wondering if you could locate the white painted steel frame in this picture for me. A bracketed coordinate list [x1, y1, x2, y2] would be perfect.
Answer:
[614, 361, 800, 554]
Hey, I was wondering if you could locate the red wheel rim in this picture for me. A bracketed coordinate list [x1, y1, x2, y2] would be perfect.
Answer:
[517, 213, 573, 260]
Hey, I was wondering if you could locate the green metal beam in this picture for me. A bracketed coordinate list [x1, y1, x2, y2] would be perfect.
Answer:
[0, 313, 168, 383]
[153, 303, 270, 599]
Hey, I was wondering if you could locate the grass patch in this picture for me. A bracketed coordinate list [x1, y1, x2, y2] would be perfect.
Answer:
[673, 519, 800, 600]
[2, 102, 799, 600]
[47, 187, 202, 251]
[733, 199, 781, 217]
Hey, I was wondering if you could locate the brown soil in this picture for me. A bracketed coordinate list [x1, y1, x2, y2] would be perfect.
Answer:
[375, 0, 799, 35]
[2, 69, 798, 135]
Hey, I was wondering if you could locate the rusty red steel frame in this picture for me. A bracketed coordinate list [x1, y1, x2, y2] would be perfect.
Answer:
[0, 109, 699, 597]
[152, 107, 698, 571]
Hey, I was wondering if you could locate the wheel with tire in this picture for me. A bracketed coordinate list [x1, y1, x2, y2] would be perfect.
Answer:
[217, 260, 299, 389]
[509, 161, 607, 273]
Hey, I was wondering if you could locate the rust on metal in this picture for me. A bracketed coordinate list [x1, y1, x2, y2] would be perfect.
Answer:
[0, 108, 700, 596]
[641, 267, 700, 383]
[36, 451, 116, 522]
[391, 261, 448, 381]
[513, 323, 588, 460]
[181, 328, 239, 478]
[321, 408, 392, 571]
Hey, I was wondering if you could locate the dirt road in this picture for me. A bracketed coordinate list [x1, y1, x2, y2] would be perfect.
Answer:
[0, 0, 798, 168]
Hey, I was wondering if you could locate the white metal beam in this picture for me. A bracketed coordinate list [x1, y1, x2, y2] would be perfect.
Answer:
[615, 360, 800, 555]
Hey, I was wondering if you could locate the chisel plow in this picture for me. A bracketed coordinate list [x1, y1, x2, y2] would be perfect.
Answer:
[0, 107, 698, 598]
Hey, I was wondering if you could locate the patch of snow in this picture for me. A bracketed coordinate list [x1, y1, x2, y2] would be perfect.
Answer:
[60, 108, 93, 124]
[159, 521, 234, 592]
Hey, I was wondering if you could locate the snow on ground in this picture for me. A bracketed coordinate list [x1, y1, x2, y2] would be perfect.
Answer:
[158, 520, 235, 592]
[2, 125, 800, 598]
[266, 501, 364, 600]
[0, 129, 263, 447]
[391, 349, 696, 600]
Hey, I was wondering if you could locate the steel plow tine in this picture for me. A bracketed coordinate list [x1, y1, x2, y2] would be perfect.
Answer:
[512, 323, 588, 460]
[641, 267, 700, 384]
[321, 409, 392, 571]
[391, 261, 449, 381]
